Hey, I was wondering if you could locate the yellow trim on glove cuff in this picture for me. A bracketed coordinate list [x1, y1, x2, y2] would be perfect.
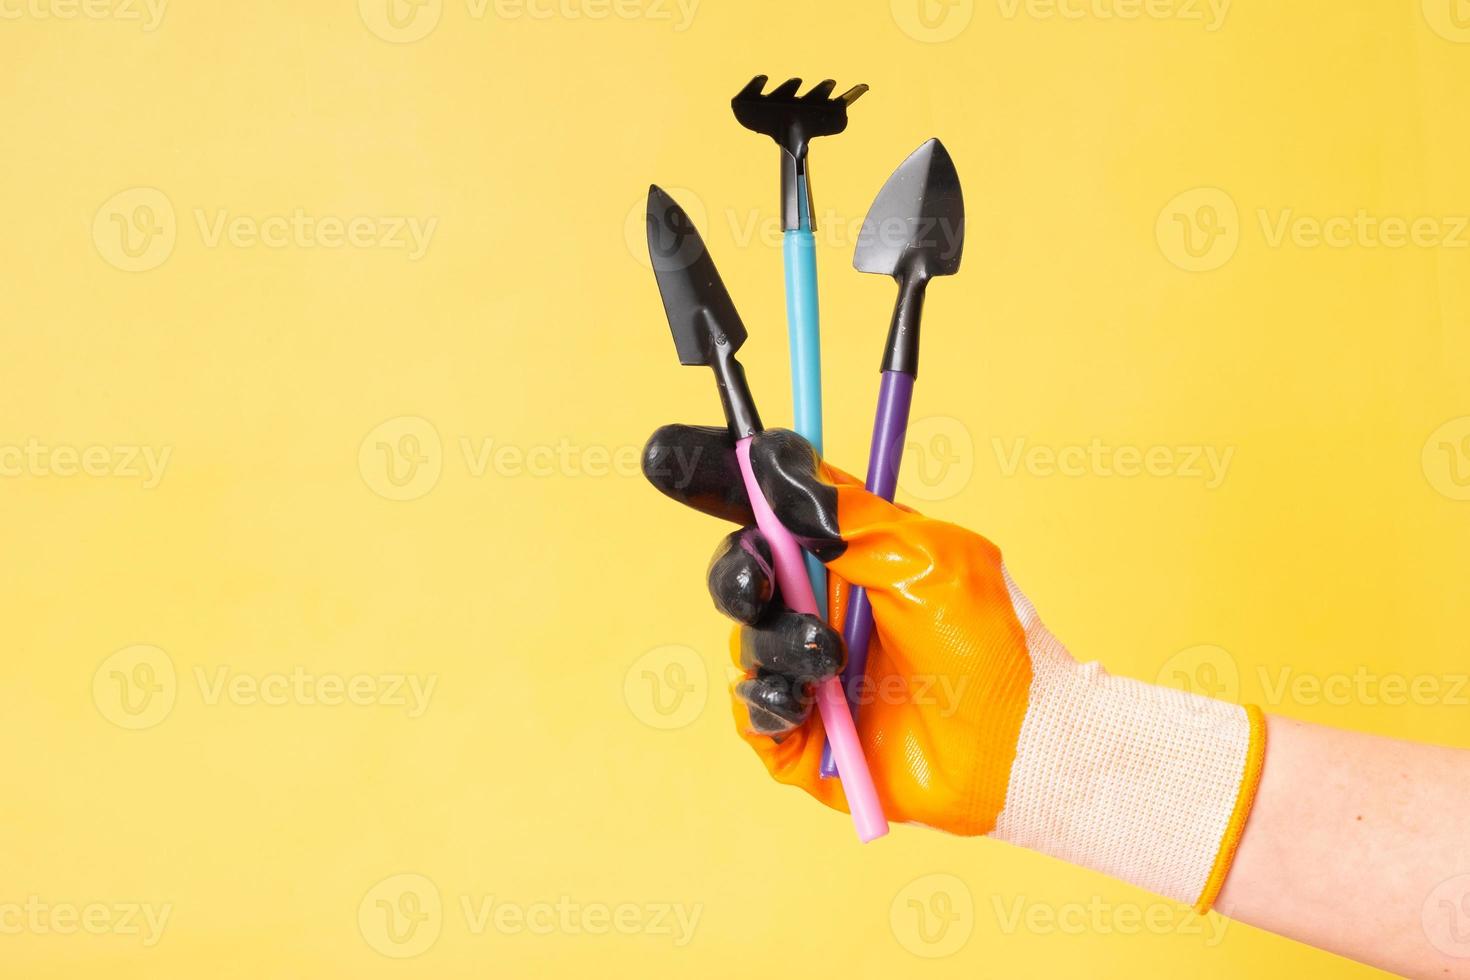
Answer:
[1194, 704, 1267, 914]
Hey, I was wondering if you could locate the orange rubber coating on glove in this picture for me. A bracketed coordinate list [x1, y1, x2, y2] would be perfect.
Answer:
[731, 461, 1035, 836]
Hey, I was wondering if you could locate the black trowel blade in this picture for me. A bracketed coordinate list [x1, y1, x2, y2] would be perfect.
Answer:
[646, 185, 747, 366]
[853, 138, 964, 280]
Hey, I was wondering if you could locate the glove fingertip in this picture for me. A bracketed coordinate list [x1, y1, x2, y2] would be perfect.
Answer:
[748, 429, 845, 561]
[733, 675, 805, 736]
[642, 423, 754, 525]
[707, 528, 774, 625]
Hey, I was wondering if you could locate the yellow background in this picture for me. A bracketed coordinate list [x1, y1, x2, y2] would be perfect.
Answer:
[3, 0, 1469, 976]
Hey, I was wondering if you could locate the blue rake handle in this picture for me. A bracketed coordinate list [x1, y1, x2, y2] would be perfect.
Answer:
[782, 224, 827, 620]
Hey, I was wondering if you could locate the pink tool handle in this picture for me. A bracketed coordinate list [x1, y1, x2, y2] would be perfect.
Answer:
[735, 437, 889, 842]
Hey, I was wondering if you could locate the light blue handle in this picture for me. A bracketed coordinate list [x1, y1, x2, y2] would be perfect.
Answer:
[783, 229, 822, 451]
[783, 226, 827, 619]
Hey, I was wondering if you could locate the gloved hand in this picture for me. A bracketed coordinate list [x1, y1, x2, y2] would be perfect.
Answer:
[643, 424, 1266, 913]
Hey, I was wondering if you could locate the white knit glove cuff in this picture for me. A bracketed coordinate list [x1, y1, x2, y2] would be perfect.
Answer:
[988, 568, 1262, 910]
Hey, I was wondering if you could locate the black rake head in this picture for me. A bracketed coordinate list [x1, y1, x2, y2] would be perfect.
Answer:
[731, 75, 868, 163]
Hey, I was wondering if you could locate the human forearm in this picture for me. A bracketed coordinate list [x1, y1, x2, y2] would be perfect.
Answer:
[1217, 714, 1470, 977]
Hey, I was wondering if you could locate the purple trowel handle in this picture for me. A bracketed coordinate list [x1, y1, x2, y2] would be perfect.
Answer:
[820, 369, 914, 779]
[860, 370, 915, 501]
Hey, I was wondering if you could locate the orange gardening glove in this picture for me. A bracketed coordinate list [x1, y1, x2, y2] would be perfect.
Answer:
[644, 424, 1266, 914]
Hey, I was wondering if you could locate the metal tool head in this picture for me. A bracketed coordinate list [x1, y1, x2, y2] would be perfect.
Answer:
[731, 75, 869, 162]
[853, 138, 964, 283]
[646, 185, 762, 437]
[732, 75, 868, 229]
[646, 185, 747, 366]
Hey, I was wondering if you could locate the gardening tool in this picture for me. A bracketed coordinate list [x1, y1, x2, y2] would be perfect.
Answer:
[820, 138, 965, 779]
[731, 75, 868, 619]
[646, 183, 888, 842]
